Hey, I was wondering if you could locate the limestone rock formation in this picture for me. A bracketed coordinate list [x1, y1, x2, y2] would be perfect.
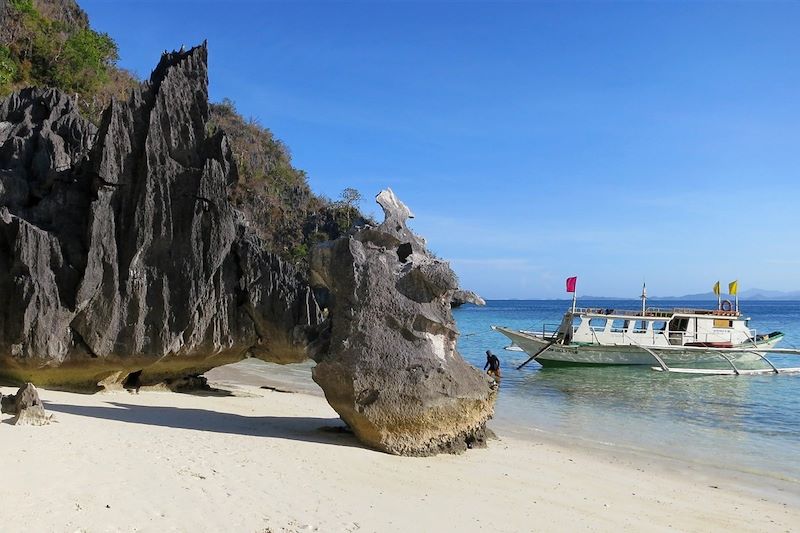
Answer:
[0, 41, 497, 456]
[3, 382, 51, 425]
[451, 289, 486, 308]
[309, 189, 497, 456]
[0, 44, 321, 390]
[0, 391, 14, 414]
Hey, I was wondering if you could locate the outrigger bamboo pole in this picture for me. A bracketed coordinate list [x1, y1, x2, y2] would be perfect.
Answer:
[648, 346, 800, 354]
[516, 340, 558, 370]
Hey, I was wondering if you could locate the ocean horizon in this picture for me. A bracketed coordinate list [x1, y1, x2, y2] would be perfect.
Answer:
[479, 297, 800, 302]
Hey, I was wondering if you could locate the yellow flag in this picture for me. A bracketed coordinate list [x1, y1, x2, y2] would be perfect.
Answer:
[713, 281, 720, 296]
[729, 280, 738, 296]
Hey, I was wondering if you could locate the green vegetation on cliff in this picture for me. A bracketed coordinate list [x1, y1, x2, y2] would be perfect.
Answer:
[208, 99, 367, 263]
[1, 0, 366, 266]
[1, 0, 137, 117]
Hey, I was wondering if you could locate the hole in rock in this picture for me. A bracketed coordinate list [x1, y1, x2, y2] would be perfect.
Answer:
[397, 243, 413, 263]
[122, 369, 143, 391]
[355, 388, 379, 407]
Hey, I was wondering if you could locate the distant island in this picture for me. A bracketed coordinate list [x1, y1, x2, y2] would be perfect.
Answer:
[577, 288, 800, 301]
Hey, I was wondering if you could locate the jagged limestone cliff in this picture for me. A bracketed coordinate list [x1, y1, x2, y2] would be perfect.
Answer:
[0, 42, 496, 455]
[0, 44, 322, 390]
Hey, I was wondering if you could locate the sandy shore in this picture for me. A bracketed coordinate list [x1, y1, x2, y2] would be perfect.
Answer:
[2, 377, 798, 532]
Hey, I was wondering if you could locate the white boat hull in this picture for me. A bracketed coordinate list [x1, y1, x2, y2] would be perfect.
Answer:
[493, 326, 784, 367]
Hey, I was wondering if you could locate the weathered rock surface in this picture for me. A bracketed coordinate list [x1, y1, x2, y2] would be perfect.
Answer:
[309, 189, 497, 456]
[0, 44, 321, 390]
[3, 382, 51, 425]
[0, 41, 496, 456]
[0, 391, 14, 414]
[451, 289, 486, 308]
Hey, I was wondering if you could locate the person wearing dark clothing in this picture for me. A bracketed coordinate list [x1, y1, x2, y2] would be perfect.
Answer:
[484, 350, 501, 379]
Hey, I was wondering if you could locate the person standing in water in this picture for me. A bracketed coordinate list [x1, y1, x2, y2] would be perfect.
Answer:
[484, 350, 501, 379]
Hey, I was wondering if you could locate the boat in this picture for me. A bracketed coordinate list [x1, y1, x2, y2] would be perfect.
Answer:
[492, 280, 800, 375]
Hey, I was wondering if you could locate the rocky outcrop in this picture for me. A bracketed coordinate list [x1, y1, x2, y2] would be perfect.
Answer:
[0, 41, 496, 456]
[0, 391, 14, 414]
[0, 44, 321, 390]
[451, 289, 486, 308]
[2, 382, 51, 425]
[309, 189, 497, 456]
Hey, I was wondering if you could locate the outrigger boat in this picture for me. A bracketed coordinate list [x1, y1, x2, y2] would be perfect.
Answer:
[492, 279, 800, 375]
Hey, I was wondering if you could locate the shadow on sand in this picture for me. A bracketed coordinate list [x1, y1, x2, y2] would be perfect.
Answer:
[45, 401, 362, 449]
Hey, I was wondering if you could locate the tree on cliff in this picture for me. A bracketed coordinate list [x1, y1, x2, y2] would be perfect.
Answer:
[0, 0, 367, 267]
[0, 0, 137, 117]
[336, 187, 363, 231]
[207, 99, 368, 264]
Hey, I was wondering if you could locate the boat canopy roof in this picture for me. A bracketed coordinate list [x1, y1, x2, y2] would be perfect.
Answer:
[570, 307, 741, 320]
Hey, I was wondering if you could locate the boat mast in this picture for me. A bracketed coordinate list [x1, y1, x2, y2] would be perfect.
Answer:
[572, 285, 577, 314]
[566, 276, 578, 313]
[729, 280, 739, 313]
[641, 282, 647, 316]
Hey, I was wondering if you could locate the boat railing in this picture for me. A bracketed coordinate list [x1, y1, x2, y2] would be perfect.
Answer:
[572, 306, 740, 318]
[540, 323, 561, 338]
[573, 307, 671, 317]
[672, 329, 758, 345]
[583, 327, 754, 346]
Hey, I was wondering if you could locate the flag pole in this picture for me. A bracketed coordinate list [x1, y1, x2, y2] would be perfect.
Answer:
[566, 276, 578, 313]
[641, 283, 647, 316]
[572, 282, 577, 314]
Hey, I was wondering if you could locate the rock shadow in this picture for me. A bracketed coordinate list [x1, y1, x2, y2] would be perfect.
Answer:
[44, 401, 362, 449]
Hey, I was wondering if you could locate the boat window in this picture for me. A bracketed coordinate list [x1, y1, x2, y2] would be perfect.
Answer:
[669, 317, 689, 332]
[713, 319, 733, 328]
[633, 320, 648, 333]
[610, 319, 628, 333]
[652, 320, 667, 332]
[589, 318, 608, 331]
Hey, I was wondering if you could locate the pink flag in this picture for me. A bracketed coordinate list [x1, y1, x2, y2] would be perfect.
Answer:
[566, 276, 577, 293]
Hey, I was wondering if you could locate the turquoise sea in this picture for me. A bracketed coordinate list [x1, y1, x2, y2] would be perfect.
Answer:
[455, 299, 800, 485]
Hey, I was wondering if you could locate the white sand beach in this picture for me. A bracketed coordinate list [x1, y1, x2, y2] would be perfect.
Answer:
[2, 372, 798, 533]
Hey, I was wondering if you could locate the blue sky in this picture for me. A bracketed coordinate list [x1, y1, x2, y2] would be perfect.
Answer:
[82, 1, 800, 299]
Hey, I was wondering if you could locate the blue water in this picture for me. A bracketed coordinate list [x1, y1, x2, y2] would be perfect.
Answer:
[455, 299, 800, 483]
